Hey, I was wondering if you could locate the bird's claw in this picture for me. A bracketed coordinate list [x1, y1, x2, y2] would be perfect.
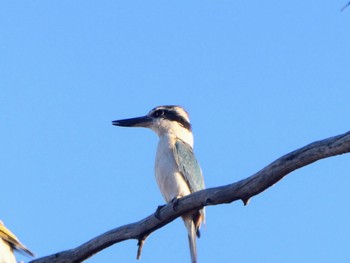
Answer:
[204, 198, 213, 206]
[171, 196, 182, 211]
[155, 205, 166, 220]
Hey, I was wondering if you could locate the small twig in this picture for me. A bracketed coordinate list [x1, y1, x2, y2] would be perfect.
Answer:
[341, 1, 350, 12]
[136, 234, 149, 260]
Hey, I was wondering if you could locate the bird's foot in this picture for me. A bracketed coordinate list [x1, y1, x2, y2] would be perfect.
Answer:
[155, 205, 166, 220]
[171, 195, 182, 211]
[204, 198, 213, 206]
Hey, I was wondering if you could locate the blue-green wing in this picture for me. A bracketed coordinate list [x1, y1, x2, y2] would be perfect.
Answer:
[173, 139, 205, 193]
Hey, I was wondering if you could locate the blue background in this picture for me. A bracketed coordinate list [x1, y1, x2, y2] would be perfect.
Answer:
[1, 1, 350, 262]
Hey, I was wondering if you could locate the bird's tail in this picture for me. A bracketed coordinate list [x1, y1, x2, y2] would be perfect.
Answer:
[185, 218, 197, 263]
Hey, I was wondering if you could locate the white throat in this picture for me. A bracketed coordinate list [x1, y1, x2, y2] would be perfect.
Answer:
[151, 119, 194, 147]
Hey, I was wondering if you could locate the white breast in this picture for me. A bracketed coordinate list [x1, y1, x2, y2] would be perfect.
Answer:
[155, 135, 191, 203]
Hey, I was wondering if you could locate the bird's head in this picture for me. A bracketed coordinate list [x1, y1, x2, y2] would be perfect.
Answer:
[112, 105, 193, 144]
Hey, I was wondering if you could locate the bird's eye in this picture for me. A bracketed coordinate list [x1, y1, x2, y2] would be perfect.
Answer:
[153, 109, 164, 117]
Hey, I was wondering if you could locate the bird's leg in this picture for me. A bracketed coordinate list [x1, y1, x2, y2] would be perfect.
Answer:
[155, 204, 166, 220]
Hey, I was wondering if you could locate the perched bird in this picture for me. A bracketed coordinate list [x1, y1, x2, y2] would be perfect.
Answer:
[0, 221, 34, 263]
[112, 105, 205, 263]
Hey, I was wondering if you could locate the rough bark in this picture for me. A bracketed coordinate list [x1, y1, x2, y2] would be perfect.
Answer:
[30, 131, 350, 263]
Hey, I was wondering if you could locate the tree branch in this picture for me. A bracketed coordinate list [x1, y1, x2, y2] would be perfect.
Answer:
[30, 130, 350, 263]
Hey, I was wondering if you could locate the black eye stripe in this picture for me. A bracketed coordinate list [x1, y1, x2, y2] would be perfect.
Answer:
[151, 109, 191, 131]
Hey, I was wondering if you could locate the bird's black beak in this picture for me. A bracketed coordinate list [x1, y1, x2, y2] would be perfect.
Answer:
[112, 116, 153, 128]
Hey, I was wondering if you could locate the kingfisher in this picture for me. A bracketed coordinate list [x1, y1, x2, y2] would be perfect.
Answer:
[112, 105, 205, 263]
[0, 220, 34, 263]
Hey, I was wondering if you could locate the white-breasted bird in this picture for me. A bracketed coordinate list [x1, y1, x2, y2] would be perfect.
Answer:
[0, 221, 34, 263]
[112, 105, 205, 263]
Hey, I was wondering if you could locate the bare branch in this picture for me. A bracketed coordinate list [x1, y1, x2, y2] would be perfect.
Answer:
[30, 131, 350, 263]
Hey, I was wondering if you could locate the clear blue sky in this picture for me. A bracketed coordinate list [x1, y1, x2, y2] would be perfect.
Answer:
[1, 1, 350, 262]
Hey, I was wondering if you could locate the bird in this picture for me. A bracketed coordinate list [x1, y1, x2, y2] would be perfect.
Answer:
[112, 105, 205, 263]
[0, 220, 34, 263]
